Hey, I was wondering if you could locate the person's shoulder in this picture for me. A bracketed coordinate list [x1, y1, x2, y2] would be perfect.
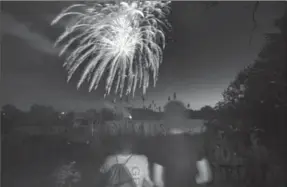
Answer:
[105, 155, 117, 162]
[128, 155, 148, 165]
[132, 154, 148, 160]
[100, 155, 117, 173]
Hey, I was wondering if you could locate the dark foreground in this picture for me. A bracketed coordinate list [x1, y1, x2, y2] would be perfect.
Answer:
[2, 135, 286, 187]
[2, 136, 102, 187]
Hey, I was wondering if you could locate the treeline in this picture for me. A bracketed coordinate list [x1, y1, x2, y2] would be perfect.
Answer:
[1, 103, 213, 134]
[205, 10, 287, 170]
[1, 104, 75, 134]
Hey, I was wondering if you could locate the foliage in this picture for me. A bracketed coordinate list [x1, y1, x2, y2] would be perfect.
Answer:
[1, 104, 73, 136]
[199, 105, 215, 119]
[207, 10, 287, 185]
[218, 11, 286, 132]
[52, 161, 81, 187]
[28, 104, 59, 126]
[187, 106, 215, 120]
[1, 104, 26, 134]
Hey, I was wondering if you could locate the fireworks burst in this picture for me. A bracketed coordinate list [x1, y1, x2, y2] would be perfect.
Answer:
[52, 1, 171, 97]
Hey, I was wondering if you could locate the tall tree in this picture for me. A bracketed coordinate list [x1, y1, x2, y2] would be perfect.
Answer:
[29, 104, 58, 126]
[218, 11, 286, 163]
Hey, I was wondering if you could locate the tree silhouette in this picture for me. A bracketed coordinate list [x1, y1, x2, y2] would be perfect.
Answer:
[173, 92, 177, 100]
[199, 105, 215, 120]
[1, 104, 22, 119]
[217, 11, 287, 162]
[203, 14, 287, 183]
[29, 104, 58, 126]
[1, 104, 23, 134]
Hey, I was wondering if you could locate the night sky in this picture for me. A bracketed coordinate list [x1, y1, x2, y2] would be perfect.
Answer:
[0, 1, 284, 112]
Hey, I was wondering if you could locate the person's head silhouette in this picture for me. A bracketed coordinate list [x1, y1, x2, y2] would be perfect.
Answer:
[163, 100, 188, 133]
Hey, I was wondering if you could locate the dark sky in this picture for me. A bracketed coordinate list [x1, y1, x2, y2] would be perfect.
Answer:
[0, 1, 284, 111]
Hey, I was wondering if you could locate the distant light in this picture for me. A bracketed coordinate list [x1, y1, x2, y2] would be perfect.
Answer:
[128, 115, 132, 120]
[61, 112, 65, 115]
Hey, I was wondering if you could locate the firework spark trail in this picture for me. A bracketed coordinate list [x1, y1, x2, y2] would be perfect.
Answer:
[51, 1, 171, 97]
[51, 1, 170, 96]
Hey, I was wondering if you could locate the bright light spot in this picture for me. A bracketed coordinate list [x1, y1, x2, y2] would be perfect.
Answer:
[51, 1, 171, 97]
